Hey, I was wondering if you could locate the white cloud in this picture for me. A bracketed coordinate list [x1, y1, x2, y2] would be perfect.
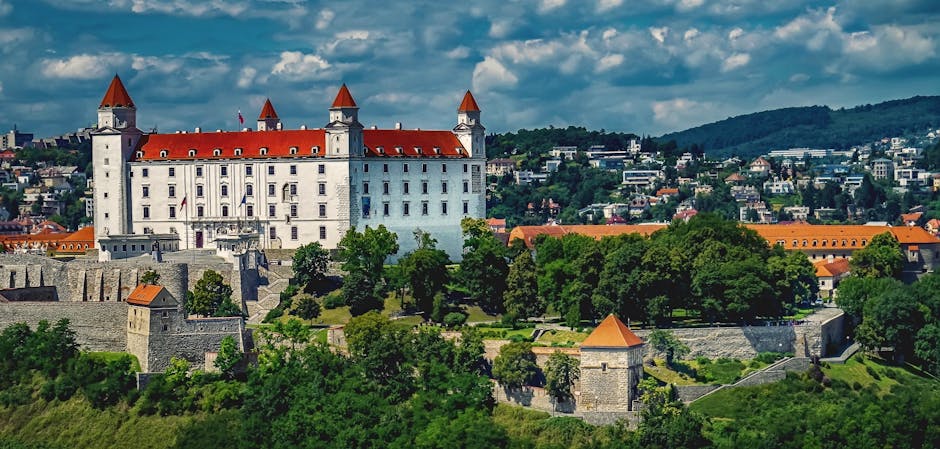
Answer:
[445, 46, 471, 59]
[650, 27, 669, 44]
[538, 0, 566, 13]
[721, 52, 750, 71]
[271, 51, 332, 81]
[602, 28, 618, 41]
[237, 66, 257, 88]
[684, 28, 700, 42]
[0, 0, 11, 16]
[597, 0, 623, 13]
[129, 0, 250, 17]
[489, 19, 513, 39]
[315, 9, 334, 30]
[41, 53, 127, 79]
[596, 53, 624, 72]
[676, 0, 704, 11]
[789, 73, 810, 83]
[131, 55, 183, 74]
[472, 56, 518, 91]
[652, 97, 715, 129]
[841, 25, 936, 70]
[728, 27, 744, 41]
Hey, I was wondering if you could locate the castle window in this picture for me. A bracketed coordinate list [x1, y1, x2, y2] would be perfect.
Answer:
[168, 167, 175, 177]
[234, 148, 243, 156]
[441, 163, 447, 172]
[268, 204, 276, 217]
[403, 182, 410, 195]
[142, 186, 150, 197]
[142, 206, 150, 219]
[196, 185, 204, 197]
[457, 148, 464, 155]
[169, 206, 176, 218]
[378, 147, 385, 155]
[821, 240, 826, 247]
[318, 164, 325, 174]
[189, 149, 197, 157]
[319, 226, 326, 240]
[221, 185, 229, 197]
[142, 168, 149, 177]
[383, 182, 389, 195]
[245, 165, 253, 176]
[168, 185, 176, 197]
[160, 150, 168, 158]
[441, 181, 448, 194]
[422, 181, 428, 194]
[812, 240, 817, 247]
[441, 201, 448, 215]
[246, 184, 253, 196]
[212, 148, 220, 157]
[312, 146, 320, 154]
[289, 146, 298, 155]
[403, 202, 410, 216]
[162, 311, 168, 318]
[290, 204, 297, 217]
[404, 163, 409, 173]
[463, 201, 469, 214]
[318, 183, 326, 195]
[260, 147, 268, 156]
[852, 239, 857, 246]
[363, 182, 369, 195]
[136, 151, 143, 158]
[422, 163, 428, 173]
[220, 165, 228, 176]
[268, 165, 275, 175]
[364, 163, 369, 173]
[290, 165, 297, 175]
[601, 362, 608, 372]
[246, 205, 253, 217]
[269, 227, 277, 240]
[802, 240, 807, 247]
[416, 147, 423, 155]
[319, 203, 327, 217]
[197, 206, 204, 217]
[396, 146, 403, 154]
[222, 205, 229, 217]
[434, 147, 441, 155]
[421, 201, 428, 216]
[268, 183, 275, 196]
[463, 181, 469, 193]
[463, 163, 468, 173]
[291, 226, 298, 240]
[383, 163, 388, 173]
[163, 325, 168, 331]
[842, 239, 847, 246]
[383, 202, 389, 216]
[861, 239, 867, 246]
[196, 166, 204, 177]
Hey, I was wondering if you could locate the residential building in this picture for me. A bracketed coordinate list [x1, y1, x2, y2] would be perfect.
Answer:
[486, 158, 516, 177]
[871, 158, 893, 180]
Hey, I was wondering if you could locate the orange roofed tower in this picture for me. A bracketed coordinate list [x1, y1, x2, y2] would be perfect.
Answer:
[454, 90, 484, 159]
[578, 314, 645, 413]
[99, 74, 134, 109]
[257, 98, 281, 131]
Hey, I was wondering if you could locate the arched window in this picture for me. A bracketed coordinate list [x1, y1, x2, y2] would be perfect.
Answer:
[234, 148, 243, 156]
[213, 148, 222, 156]
[260, 147, 268, 156]
[189, 149, 197, 157]
[160, 150, 168, 158]
[289, 147, 298, 155]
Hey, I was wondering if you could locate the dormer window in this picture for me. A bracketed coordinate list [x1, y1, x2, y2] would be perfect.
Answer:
[312, 145, 320, 154]
[260, 147, 268, 156]
[160, 150, 168, 158]
[213, 148, 222, 157]
[136, 151, 143, 158]
[433, 147, 441, 155]
[456, 148, 464, 155]
[234, 148, 243, 156]
[290, 146, 298, 155]
[415, 147, 422, 155]
[396, 146, 403, 154]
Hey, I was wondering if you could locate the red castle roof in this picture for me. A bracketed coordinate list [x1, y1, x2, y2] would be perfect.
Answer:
[258, 99, 278, 119]
[581, 315, 644, 348]
[99, 75, 134, 108]
[331, 84, 357, 108]
[458, 91, 480, 112]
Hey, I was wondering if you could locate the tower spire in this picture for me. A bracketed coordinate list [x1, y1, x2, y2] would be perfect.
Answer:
[99, 74, 135, 109]
[257, 98, 281, 131]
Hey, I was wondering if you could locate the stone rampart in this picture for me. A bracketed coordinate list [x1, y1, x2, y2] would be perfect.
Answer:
[0, 301, 127, 351]
[674, 384, 722, 403]
[494, 381, 576, 414]
[145, 316, 246, 373]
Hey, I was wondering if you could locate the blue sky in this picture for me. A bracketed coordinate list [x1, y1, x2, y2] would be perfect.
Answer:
[0, 0, 938, 138]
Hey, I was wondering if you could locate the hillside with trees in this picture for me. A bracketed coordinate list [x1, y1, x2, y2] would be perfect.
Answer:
[658, 95, 940, 158]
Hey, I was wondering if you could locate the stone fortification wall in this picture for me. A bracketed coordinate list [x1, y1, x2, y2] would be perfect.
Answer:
[578, 346, 644, 412]
[0, 301, 127, 351]
[146, 316, 246, 373]
[674, 384, 722, 402]
[494, 381, 576, 414]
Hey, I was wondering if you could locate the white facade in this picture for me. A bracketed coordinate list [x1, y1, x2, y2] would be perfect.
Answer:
[92, 77, 486, 261]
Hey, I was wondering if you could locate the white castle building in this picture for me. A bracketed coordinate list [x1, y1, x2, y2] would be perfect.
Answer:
[91, 75, 486, 261]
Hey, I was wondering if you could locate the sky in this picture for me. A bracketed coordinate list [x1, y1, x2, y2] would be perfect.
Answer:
[0, 0, 938, 139]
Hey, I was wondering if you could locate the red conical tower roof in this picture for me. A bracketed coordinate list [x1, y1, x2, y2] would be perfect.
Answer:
[581, 315, 644, 348]
[458, 90, 480, 112]
[99, 74, 134, 108]
[258, 98, 279, 119]
[331, 84, 357, 108]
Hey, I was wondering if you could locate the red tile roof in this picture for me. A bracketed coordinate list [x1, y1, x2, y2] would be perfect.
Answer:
[99, 75, 134, 108]
[814, 258, 850, 278]
[258, 99, 278, 119]
[133, 128, 468, 161]
[126, 284, 165, 306]
[508, 224, 668, 248]
[655, 188, 679, 197]
[581, 315, 644, 348]
[331, 84, 357, 108]
[901, 212, 923, 223]
[458, 91, 480, 112]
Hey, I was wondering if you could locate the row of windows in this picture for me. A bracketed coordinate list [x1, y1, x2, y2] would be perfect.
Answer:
[270, 226, 327, 241]
[144, 202, 327, 219]
[362, 200, 470, 218]
[141, 163, 477, 178]
[146, 180, 472, 199]
[362, 180, 470, 195]
[775, 238, 869, 248]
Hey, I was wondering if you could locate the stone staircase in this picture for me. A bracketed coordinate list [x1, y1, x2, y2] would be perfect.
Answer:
[246, 264, 293, 324]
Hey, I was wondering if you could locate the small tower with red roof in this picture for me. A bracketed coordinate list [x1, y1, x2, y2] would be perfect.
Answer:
[325, 84, 363, 159]
[257, 98, 281, 131]
[578, 314, 645, 412]
[453, 90, 485, 159]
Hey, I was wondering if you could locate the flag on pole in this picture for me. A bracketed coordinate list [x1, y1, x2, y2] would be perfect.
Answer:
[240, 194, 247, 207]
[237, 110, 244, 125]
[180, 196, 187, 207]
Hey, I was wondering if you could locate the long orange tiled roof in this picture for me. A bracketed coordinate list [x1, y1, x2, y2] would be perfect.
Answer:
[126, 284, 165, 306]
[99, 74, 134, 108]
[331, 84, 357, 108]
[133, 129, 468, 161]
[814, 258, 850, 277]
[458, 90, 480, 112]
[581, 315, 644, 348]
[508, 224, 667, 248]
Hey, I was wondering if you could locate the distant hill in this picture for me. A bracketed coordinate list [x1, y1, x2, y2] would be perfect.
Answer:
[658, 95, 940, 158]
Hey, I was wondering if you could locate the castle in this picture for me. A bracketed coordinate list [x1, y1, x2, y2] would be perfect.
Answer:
[91, 76, 487, 261]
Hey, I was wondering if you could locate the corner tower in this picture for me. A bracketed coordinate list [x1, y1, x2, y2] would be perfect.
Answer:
[257, 98, 281, 131]
[92, 75, 143, 242]
[454, 90, 485, 159]
[578, 315, 645, 413]
[325, 84, 363, 158]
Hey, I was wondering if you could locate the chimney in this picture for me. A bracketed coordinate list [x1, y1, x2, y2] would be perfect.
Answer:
[276, 122, 282, 131]
[300, 124, 307, 130]
[371, 125, 377, 130]
[194, 127, 201, 133]
[395, 122, 402, 130]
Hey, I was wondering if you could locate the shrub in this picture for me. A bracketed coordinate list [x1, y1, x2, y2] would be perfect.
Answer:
[322, 291, 345, 309]
[865, 365, 881, 380]
[263, 308, 283, 323]
[852, 381, 863, 390]
[443, 312, 467, 328]
[293, 295, 321, 320]
[755, 352, 787, 364]
[696, 356, 711, 365]
[883, 368, 897, 379]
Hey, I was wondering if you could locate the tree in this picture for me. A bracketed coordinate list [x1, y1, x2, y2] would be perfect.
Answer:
[292, 242, 330, 293]
[337, 225, 400, 316]
[213, 335, 242, 379]
[855, 288, 924, 361]
[850, 232, 903, 279]
[140, 269, 160, 285]
[647, 329, 689, 367]
[459, 218, 509, 312]
[835, 276, 902, 323]
[767, 250, 818, 310]
[186, 270, 239, 317]
[294, 295, 321, 320]
[593, 234, 650, 324]
[915, 323, 940, 376]
[503, 251, 542, 322]
[491, 341, 537, 391]
[399, 230, 451, 319]
[544, 351, 580, 407]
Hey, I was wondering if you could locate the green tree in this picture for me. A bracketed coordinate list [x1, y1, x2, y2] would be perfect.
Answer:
[503, 251, 542, 322]
[767, 249, 818, 310]
[399, 230, 451, 319]
[593, 234, 650, 324]
[835, 276, 902, 323]
[294, 295, 321, 320]
[459, 218, 509, 313]
[491, 341, 538, 391]
[915, 323, 940, 376]
[292, 242, 330, 293]
[850, 232, 903, 279]
[544, 351, 580, 406]
[213, 335, 242, 379]
[855, 288, 924, 361]
[337, 225, 399, 316]
[647, 329, 689, 367]
[186, 270, 238, 317]
[139, 269, 160, 285]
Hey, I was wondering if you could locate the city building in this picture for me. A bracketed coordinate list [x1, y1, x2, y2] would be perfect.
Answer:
[1, 127, 33, 150]
[91, 75, 486, 261]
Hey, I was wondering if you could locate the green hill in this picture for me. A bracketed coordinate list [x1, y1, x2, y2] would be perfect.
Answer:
[659, 95, 940, 158]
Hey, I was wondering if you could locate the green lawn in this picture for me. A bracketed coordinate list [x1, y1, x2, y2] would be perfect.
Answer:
[644, 357, 773, 386]
[535, 329, 590, 347]
[86, 352, 141, 373]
